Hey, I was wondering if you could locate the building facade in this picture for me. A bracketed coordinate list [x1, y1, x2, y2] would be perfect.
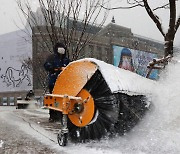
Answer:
[0, 22, 164, 106]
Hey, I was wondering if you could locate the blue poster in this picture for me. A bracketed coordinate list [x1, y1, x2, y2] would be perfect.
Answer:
[113, 45, 158, 80]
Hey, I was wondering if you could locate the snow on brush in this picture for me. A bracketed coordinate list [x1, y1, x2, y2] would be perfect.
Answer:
[75, 58, 156, 95]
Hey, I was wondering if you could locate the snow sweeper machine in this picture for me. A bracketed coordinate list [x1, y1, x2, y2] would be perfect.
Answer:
[43, 58, 155, 146]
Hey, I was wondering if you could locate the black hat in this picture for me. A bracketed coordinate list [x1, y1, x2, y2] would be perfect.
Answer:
[54, 42, 67, 57]
[55, 42, 66, 50]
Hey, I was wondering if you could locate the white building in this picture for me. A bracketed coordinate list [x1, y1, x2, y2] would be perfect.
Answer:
[0, 30, 33, 105]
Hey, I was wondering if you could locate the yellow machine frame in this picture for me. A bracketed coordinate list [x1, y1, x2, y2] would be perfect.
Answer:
[44, 60, 98, 127]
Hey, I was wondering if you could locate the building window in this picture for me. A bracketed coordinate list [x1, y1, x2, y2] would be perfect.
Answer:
[79, 48, 85, 59]
[89, 45, 94, 58]
[9, 97, 15, 106]
[97, 46, 102, 60]
[102, 48, 109, 62]
[2, 97, 8, 106]
[84, 46, 91, 58]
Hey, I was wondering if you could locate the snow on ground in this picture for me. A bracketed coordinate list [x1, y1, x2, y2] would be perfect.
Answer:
[0, 140, 4, 148]
[1, 58, 180, 154]
[0, 108, 57, 153]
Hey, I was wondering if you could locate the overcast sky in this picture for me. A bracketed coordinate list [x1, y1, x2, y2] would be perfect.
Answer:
[0, 0, 180, 47]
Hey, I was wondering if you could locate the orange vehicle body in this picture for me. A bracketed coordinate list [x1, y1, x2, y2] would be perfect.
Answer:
[44, 60, 98, 127]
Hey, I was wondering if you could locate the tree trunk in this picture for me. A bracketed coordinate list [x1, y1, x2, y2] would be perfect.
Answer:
[164, 37, 174, 57]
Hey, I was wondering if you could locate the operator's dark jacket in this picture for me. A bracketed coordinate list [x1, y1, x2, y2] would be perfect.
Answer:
[44, 43, 70, 93]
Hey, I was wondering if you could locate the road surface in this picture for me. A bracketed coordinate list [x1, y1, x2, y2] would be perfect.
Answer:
[0, 106, 63, 154]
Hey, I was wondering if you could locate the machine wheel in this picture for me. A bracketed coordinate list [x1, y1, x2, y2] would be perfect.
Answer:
[57, 130, 68, 146]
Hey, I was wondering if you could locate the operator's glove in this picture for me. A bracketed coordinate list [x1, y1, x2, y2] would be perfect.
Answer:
[54, 67, 65, 71]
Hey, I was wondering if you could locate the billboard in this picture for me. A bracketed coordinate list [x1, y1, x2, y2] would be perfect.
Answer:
[0, 30, 32, 92]
[113, 45, 158, 80]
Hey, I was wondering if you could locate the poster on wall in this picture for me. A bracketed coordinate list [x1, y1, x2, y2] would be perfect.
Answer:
[0, 30, 32, 92]
[113, 45, 158, 80]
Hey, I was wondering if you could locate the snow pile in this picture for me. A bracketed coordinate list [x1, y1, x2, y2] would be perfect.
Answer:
[0, 140, 4, 148]
[151, 59, 180, 131]
[86, 58, 180, 154]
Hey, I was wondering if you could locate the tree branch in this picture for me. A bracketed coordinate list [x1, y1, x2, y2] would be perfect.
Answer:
[143, 0, 165, 37]
[100, 3, 144, 10]
[175, 15, 180, 33]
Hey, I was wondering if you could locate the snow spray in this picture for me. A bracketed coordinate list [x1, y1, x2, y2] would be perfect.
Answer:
[81, 56, 180, 154]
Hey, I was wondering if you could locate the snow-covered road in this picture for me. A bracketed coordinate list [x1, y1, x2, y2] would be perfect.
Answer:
[0, 105, 179, 154]
[0, 60, 180, 154]
[0, 107, 57, 154]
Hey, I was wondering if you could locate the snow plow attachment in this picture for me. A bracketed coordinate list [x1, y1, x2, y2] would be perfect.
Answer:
[44, 58, 155, 146]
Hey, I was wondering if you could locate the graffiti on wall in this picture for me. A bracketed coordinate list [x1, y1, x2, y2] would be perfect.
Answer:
[1, 64, 32, 88]
[113, 45, 158, 80]
[0, 30, 32, 92]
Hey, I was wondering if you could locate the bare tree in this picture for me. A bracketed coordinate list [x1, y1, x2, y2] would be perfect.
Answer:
[22, 55, 49, 93]
[17, 0, 108, 90]
[101, 0, 180, 57]
[17, 0, 108, 60]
